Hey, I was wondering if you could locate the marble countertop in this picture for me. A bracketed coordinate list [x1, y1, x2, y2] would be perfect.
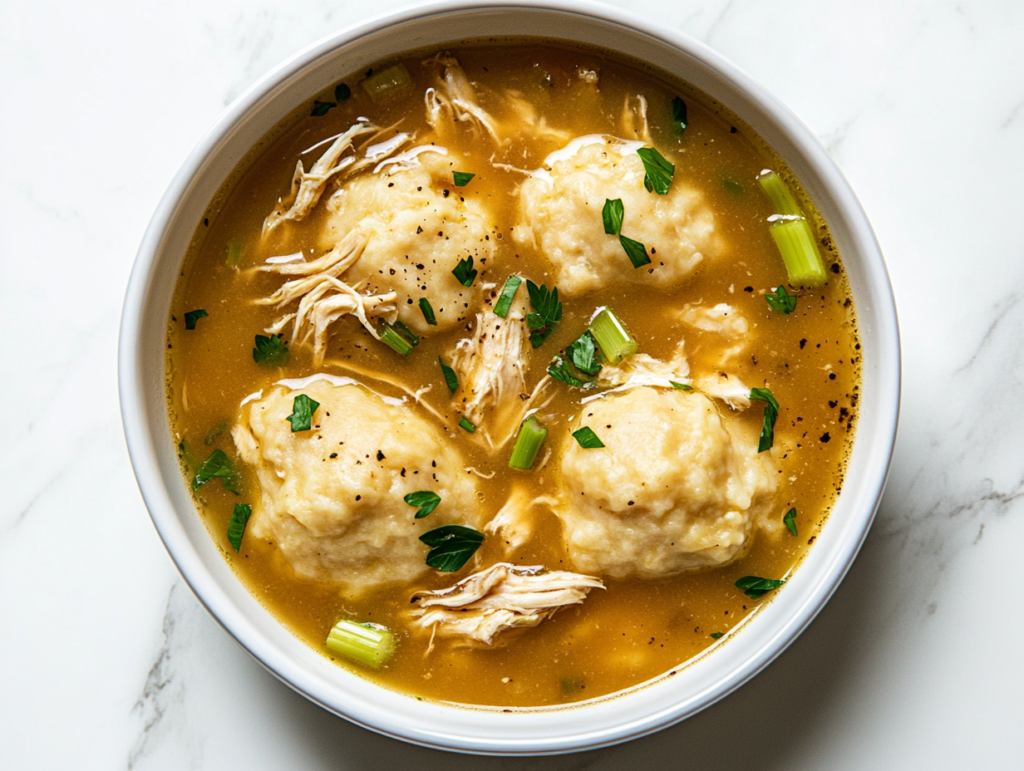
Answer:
[3, 0, 1023, 768]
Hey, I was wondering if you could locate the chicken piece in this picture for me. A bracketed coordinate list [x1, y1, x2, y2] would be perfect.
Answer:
[695, 372, 753, 411]
[517, 134, 718, 297]
[232, 378, 482, 595]
[410, 563, 603, 646]
[678, 302, 749, 365]
[484, 486, 561, 552]
[595, 340, 691, 392]
[559, 387, 776, 578]
[423, 52, 501, 143]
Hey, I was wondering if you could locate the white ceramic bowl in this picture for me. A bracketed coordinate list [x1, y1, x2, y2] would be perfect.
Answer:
[119, 0, 899, 755]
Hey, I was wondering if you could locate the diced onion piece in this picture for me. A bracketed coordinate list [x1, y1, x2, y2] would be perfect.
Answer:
[509, 415, 548, 470]
[325, 620, 396, 669]
[757, 171, 804, 217]
[769, 218, 827, 286]
[361, 64, 412, 102]
[588, 307, 638, 364]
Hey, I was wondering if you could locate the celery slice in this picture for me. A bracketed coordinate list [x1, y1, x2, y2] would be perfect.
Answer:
[509, 415, 547, 470]
[588, 307, 638, 364]
[769, 219, 827, 286]
[326, 620, 396, 669]
[757, 171, 803, 217]
[361, 64, 412, 102]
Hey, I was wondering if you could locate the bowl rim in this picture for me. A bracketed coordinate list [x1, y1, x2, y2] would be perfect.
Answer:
[119, 0, 900, 755]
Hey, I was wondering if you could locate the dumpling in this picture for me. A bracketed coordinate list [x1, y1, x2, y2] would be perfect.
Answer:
[557, 387, 775, 578]
[320, 151, 493, 335]
[517, 136, 718, 296]
[231, 377, 483, 595]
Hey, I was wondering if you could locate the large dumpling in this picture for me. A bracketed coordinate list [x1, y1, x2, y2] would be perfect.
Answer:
[557, 387, 775, 578]
[231, 377, 482, 594]
[319, 151, 493, 335]
[517, 137, 718, 296]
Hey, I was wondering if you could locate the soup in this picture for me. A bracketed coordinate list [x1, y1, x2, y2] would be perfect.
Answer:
[167, 41, 859, 708]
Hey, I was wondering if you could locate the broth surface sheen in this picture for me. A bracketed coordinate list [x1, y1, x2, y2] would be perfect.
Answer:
[167, 41, 860, 708]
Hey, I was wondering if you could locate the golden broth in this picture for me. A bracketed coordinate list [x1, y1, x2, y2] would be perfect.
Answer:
[167, 41, 859, 708]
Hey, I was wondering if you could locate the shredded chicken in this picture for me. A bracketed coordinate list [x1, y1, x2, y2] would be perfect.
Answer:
[594, 341, 691, 394]
[621, 94, 652, 144]
[411, 563, 603, 646]
[504, 91, 572, 144]
[485, 487, 561, 551]
[696, 373, 752, 411]
[423, 53, 501, 142]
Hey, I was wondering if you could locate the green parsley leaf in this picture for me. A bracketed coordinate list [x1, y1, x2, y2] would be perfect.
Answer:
[458, 416, 476, 433]
[670, 381, 693, 390]
[783, 507, 798, 537]
[547, 355, 586, 387]
[735, 575, 787, 599]
[286, 394, 320, 432]
[452, 256, 477, 287]
[619, 234, 651, 268]
[227, 503, 251, 552]
[709, 632, 724, 640]
[419, 297, 437, 326]
[335, 83, 351, 102]
[204, 420, 227, 446]
[567, 332, 601, 376]
[404, 490, 441, 519]
[572, 426, 605, 448]
[766, 285, 797, 314]
[193, 449, 241, 494]
[438, 356, 459, 393]
[671, 96, 688, 136]
[184, 309, 208, 330]
[722, 177, 744, 196]
[525, 280, 562, 348]
[253, 334, 289, 367]
[602, 198, 624, 235]
[637, 147, 675, 195]
[419, 524, 484, 571]
[493, 275, 522, 318]
[749, 387, 780, 453]
[311, 99, 336, 117]
[453, 171, 475, 186]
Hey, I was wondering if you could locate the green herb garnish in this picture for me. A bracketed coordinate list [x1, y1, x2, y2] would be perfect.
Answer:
[452, 256, 477, 287]
[526, 280, 562, 348]
[335, 83, 351, 102]
[735, 575, 787, 599]
[637, 147, 675, 195]
[420, 525, 484, 571]
[670, 381, 693, 391]
[783, 507, 798, 537]
[548, 356, 586, 387]
[493, 275, 523, 318]
[453, 171, 475, 187]
[709, 632, 724, 640]
[438, 356, 459, 393]
[722, 177, 744, 195]
[602, 198, 624, 235]
[568, 332, 602, 377]
[404, 490, 441, 519]
[458, 416, 476, 433]
[671, 96, 688, 136]
[286, 394, 320, 432]
[311, 100, 335, 116]
[619, 234, 651, 269]
[184, 309, 208, 330]
[252, 334, 289, 367]
[572, 427, 605, 449]
[193, 449, 240, 494]
[204, 420, 227, 446]
[749, 387, 779, 453]
[419, 298, 437, 326]
[381, 322, 418, 356]
[227, 503, 251, 552]
[766, 285, 797, 314]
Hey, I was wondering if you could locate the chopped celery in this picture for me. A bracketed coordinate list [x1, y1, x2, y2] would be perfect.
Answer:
[381, 326, 414, 356]
[326, 620, 396, 669]
[757, 171, 803, 217]
[225, 238, 245, 268]
[509, 415, 547, 470]
[588, 307, 638, 364]
[361, 64, 412, 102]
[769, 218, 827, 286]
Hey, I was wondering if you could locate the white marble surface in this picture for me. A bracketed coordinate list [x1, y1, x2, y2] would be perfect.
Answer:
[3, 0, 1023, 767]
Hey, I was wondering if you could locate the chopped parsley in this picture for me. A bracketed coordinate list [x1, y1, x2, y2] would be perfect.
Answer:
[548, 333, 602, 388]
[420, 524, 484, 571]
[493, 275, 523, 318]
[572, 427, 605, 449]
[525, 280, 562, 348]
[452, 171, 475, 186]
[602, 198, 624, 235]
[227, 504, 251, 552]
[458, 416, 476, 433]
[452, 256, 477, 287]
[418, 297, 437, 325]
[637, 147, 675, 195]
[438, 356, 459, 393]
[722, 177, 744, 196]
[749, 387, 780, 453]
[184, 309, 208, 330]
[335, 82, 351, 102]
[783, 507, 798, 537]
[548, 355, 586, 387]
[310, 99, 336, 117]
[709, 632, 724, 640]
[252, 334, 289, 367]
[404, 490, 441, 519]
[286, 394, 320, 432]
[735, 575, 787, 599]
[671, 96, 688, 136]
[670, 381, 693, 391]
[193, 449, 240, 494]
[619, 234, 651, 269]
[766, 285, 797, 314]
